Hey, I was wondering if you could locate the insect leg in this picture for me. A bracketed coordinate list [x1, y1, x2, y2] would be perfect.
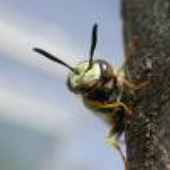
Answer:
[123, 79, 149, 90]
[102, 102, 132, 117]
[85, 100, 132, 117]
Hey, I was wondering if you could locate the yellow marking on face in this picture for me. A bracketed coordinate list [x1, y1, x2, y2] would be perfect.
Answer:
[69, 61, 101, 89]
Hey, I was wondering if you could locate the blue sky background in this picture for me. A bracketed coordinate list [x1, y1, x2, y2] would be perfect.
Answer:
[0, 0, 125, 170]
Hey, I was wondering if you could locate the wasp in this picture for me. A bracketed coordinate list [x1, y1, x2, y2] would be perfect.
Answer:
[33, 24, 147, 169]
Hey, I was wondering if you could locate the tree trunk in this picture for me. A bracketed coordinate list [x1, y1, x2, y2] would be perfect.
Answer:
[122, 0, 170, 169]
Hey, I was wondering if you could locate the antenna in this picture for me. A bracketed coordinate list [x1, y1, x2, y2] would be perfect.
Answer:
[88, 23, 98, 70]
[33, 48, 76, 73]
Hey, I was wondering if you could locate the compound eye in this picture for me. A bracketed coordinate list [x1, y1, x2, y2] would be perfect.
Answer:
[99, 61, 113, 80]
[100, 62, 108, 71]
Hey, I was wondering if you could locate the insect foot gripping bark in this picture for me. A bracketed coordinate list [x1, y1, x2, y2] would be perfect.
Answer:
[33, 24, 148, 170]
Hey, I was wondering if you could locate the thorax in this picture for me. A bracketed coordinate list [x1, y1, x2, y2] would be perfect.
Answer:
[82, 79, 121, 112]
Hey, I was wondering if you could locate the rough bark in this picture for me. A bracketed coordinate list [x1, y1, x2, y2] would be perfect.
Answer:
[122, 0, 170, 170]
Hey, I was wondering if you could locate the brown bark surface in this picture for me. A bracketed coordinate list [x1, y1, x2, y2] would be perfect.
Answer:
[122, 0, 170, 169]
